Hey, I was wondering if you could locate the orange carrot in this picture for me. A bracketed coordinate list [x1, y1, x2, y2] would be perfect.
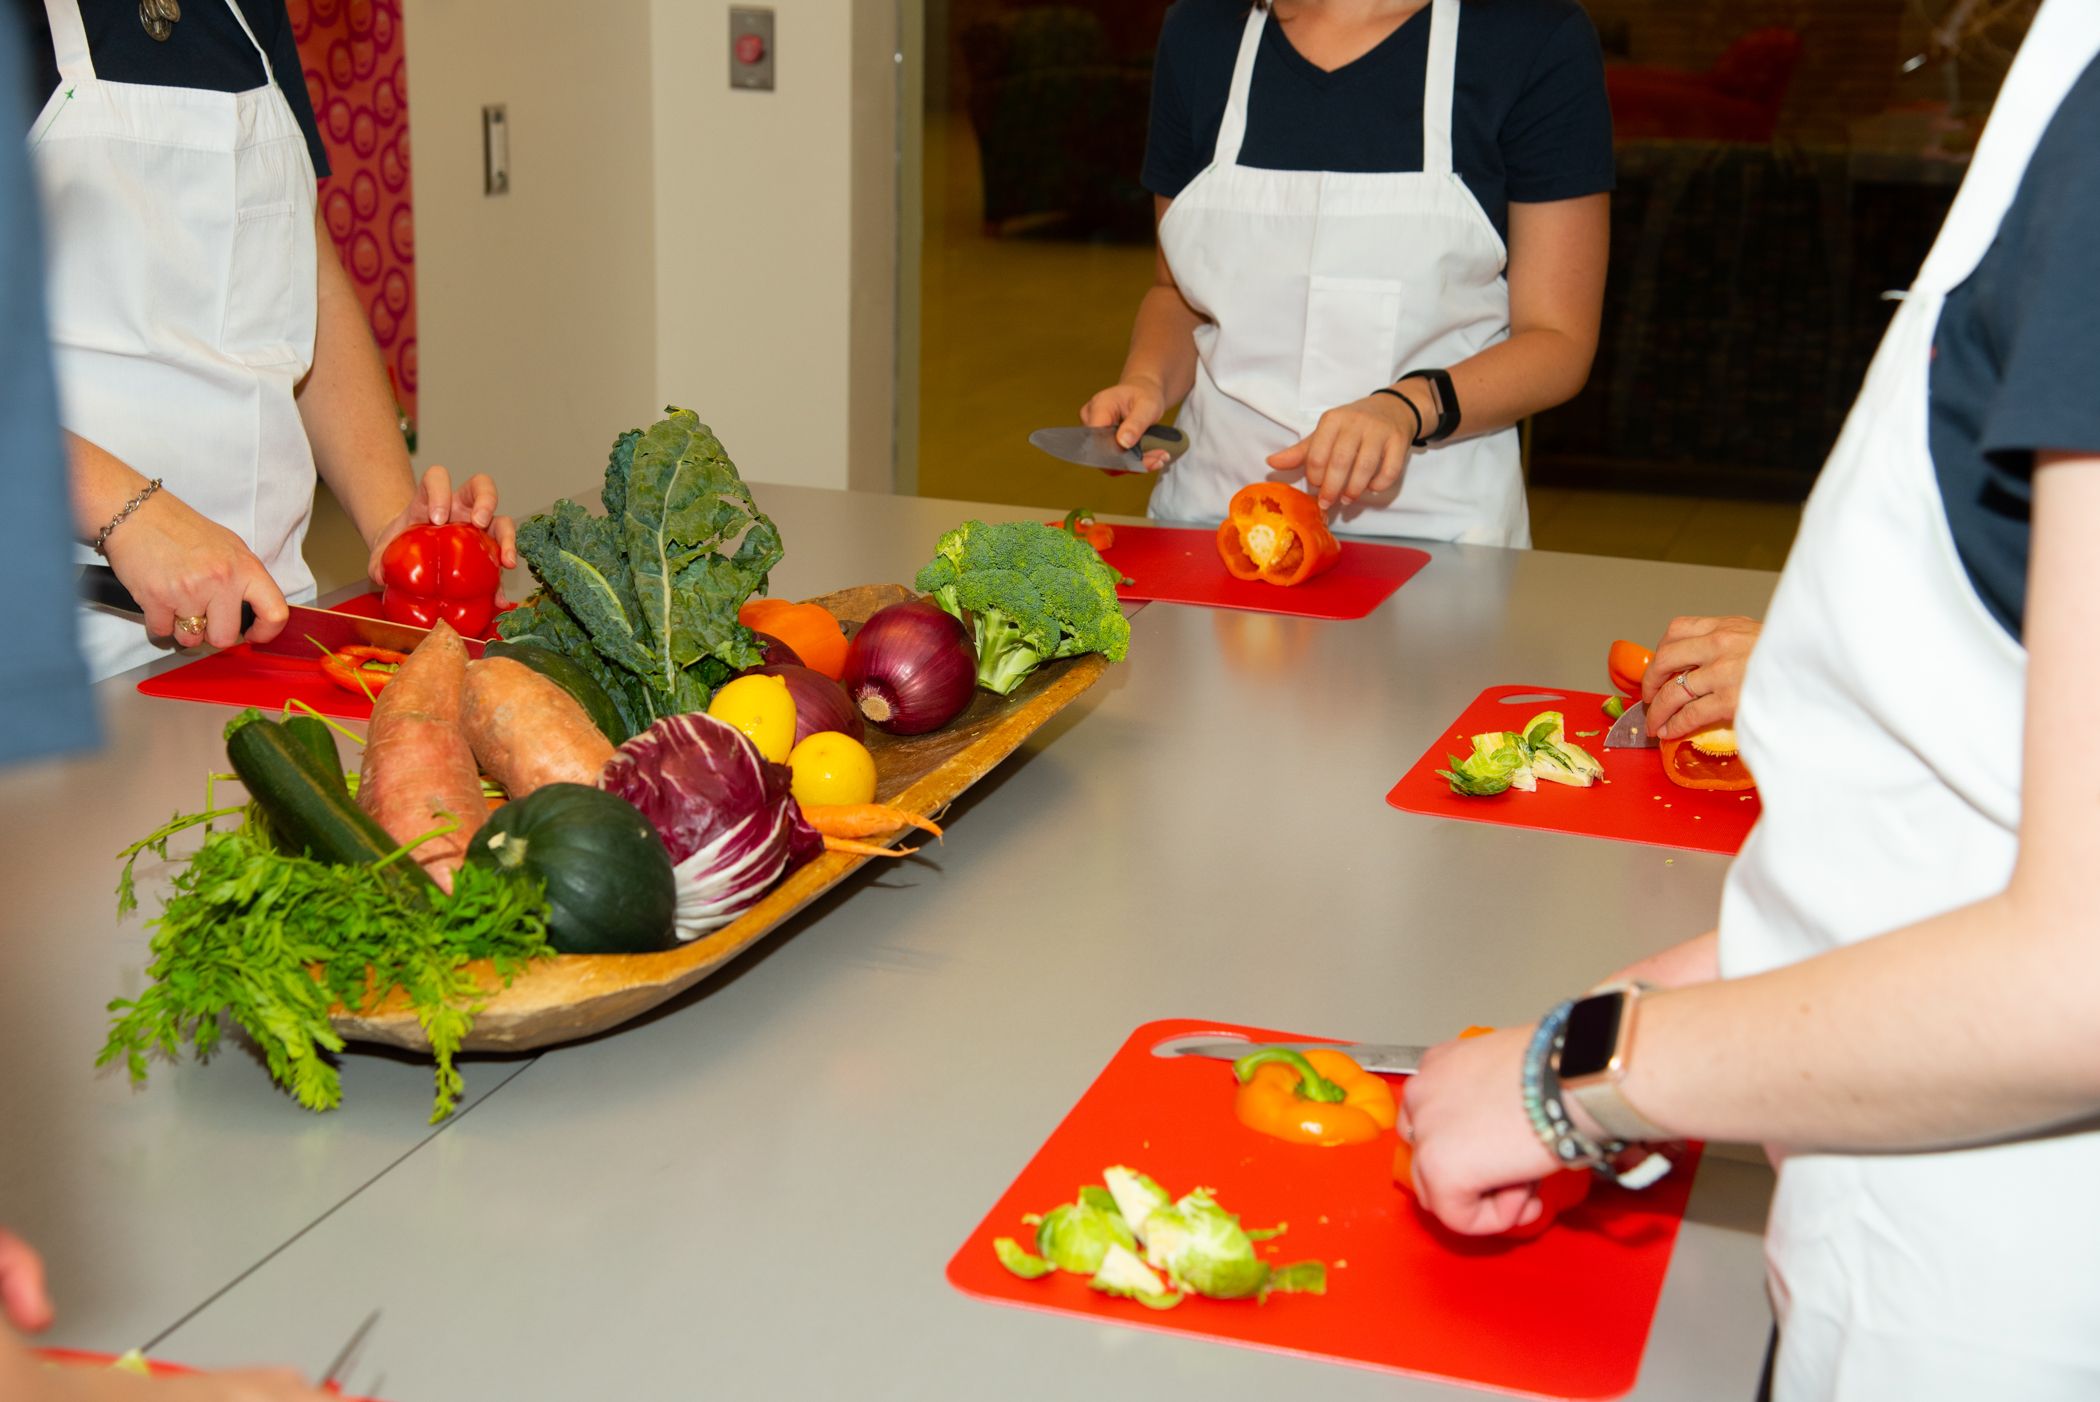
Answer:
[357, 620, 485, 892]
[462, 656, 616, 800]
[801, 803, 944, 841]
[822, 835, 919, 859]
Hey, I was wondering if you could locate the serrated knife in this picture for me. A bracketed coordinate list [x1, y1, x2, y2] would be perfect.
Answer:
[78, 563, 483, 660]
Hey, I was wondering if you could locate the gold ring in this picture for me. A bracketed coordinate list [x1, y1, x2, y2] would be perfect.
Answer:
[176, 614, 208, 635]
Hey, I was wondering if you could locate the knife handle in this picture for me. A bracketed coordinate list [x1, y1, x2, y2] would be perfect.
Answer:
[1136, 424, 1188, 461]
[78, 564, 258, 637]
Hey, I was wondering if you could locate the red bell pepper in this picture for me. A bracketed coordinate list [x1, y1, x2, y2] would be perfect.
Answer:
[378, 523, 503, 635]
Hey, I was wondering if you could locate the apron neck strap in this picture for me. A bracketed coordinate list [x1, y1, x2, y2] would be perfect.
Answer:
[42, 0, 93, 83]
[1420, 0, 1457, 177]
[1212, 4, 1266, 169]
[220, 0, 276, 83]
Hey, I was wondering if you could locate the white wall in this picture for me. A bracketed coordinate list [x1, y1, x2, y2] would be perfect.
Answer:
[309, 0, 891, 590]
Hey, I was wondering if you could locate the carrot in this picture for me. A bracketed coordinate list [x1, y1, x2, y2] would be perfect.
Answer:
[462, 656, 616, 801]
[822, 835, 919, 859]
[357, 619, 485, 892]
[801, 803, 945, 841]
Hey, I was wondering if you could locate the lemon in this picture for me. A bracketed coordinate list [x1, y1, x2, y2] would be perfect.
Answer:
[788, 731, 878, 807]
[708, 674, 797, 763]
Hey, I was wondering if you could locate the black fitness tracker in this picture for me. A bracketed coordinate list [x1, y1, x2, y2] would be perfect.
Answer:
[1399, 366, 1460, 446]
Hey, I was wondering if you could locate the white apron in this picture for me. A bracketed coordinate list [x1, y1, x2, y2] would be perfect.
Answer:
[33, 0, 319, 680]
[1718, 3, 2100, 1396]
[1150, 0, 1525, 546]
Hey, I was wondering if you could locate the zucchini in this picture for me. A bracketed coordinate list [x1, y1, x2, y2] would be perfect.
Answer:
[225, 717, 436, 896]
[281, 712, 346, 791]
[482, 640, 628, 743]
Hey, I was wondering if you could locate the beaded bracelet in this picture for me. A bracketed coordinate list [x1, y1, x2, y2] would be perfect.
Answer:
[1521, 1001, 1620, 1170]
[93, 477, 163, 554]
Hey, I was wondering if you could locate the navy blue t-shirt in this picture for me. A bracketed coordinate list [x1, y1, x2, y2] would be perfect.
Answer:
[1142, 0, 1614, 243]
[26, 0, 329, 177]
[1929, 51, 2100, 641]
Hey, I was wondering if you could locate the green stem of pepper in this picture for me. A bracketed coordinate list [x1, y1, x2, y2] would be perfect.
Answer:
[1602, 696, 1627, 720]
[1231, 1048, 1349, 1104]
[1061, 507, 1094, 535]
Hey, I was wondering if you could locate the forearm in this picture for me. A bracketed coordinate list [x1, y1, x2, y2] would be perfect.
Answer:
[1118, 285, 1205, 410]
[297, 214, 412, 547]
[1398, 326, 1594, 444]
[1603, 929, 1719, 991]
[1620, 891, 2100, 1151]
[64, 432, 155, 543]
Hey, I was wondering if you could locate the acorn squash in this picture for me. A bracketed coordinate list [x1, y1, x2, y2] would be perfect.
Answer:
[466, 784, 675, 953]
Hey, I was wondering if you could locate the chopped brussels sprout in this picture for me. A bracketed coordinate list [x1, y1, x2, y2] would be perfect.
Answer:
[1147, 1190, 1271, 1300]
[1262, 1261, 1328, 1298]
[1089, 1242, 1182, 1309]
[1077, 1185, 1121, 1216]
[1035, 1200, 1138, 1274]
[1523, 711, 1604, 788]
[1102, 1165, 1171, 1241]
[1438, 730, 1535, 796]
[994, 1237, 1055, 1279]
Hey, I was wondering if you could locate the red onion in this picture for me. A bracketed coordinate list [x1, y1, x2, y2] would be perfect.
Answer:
[749, 630, 803, 668]
[739, 663, 865, 748]
[841, 600, 975, 735]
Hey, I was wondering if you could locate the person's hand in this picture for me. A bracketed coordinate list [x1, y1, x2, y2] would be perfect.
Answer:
[1641, 615, 1761, 739]
[366, 465, 519, 594]
[1077, 380, 1172, 473]
[97, 489, 290, 651]
[1266, 393, 1417, 510]
[1395, 1026, 1568, 1236]
[0, 1230, 51, 1334]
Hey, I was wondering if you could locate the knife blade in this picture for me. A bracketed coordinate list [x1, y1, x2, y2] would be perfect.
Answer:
[78, 563, 481, 660]
[1604, 698, 1658, 749]
[1028, 424, 1188, 472]
[319, 1307, 381, 1395]
[1167, 1038, 1429, 1076]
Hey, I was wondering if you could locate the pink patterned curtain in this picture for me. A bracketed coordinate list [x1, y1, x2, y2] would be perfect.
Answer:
[291, 0, 418, 441]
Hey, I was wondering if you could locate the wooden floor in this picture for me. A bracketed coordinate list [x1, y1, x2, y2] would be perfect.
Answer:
[914, 114, 1803, 573]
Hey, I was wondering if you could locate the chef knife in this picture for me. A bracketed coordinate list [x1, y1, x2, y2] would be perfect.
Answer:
[1028, 424, 1188, 473]
[1604, 698, 1658, 749]
[77, 563, 482, 660]
[1167, 1038, 1430, 1076]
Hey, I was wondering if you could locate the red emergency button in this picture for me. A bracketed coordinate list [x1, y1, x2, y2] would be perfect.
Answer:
[735, 32, 767, 65]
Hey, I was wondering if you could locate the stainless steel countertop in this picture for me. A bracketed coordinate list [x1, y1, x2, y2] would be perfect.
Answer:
[1, 484, 1780, 1398]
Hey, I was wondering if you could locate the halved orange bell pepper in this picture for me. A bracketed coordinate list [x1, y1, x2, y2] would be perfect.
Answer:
[1234, 1047, 1397, 1146]
[1216, 483, 1340, 587]
[1659, 730, 1757, 791]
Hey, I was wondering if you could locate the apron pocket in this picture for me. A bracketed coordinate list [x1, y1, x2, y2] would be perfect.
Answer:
[221, 198, 300, 363]
[1299, 275, 1404, 416]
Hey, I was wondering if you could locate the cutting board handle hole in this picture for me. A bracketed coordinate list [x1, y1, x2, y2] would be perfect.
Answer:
[1498, 691, 1568, 706]
[1148, 1032, 1251, 1059]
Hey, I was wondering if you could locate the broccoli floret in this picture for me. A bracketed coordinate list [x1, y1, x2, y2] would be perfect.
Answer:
[913, 520, 1131, 696]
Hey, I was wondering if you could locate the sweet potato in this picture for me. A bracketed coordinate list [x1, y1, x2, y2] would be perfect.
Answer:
[357, 619, 485, 892]
[462, 656, 616, 800]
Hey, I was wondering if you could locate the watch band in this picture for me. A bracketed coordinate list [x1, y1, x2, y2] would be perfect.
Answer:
[1399, 367, 1460, 445]
[1556, 984, 1674, 1144]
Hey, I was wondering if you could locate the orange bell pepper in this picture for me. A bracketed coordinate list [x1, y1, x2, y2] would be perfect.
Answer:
[738, 598, 849, 681]
[1606, 639, 1653, 698]
[1392, 1025, 1591, 1239]
[1659, 730, 1757, 791]
[1216, 483, 1340, 587]
[1234, 1047, 1397, 1146]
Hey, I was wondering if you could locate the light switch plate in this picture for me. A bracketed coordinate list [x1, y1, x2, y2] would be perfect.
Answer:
[482, 104, 509, 195]
[730, 7, 775, 91]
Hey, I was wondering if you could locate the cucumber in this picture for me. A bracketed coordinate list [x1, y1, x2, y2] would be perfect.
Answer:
[225, 717, 436, 896]
[280, 712, 346, 792]
[481, 640, 628, 743]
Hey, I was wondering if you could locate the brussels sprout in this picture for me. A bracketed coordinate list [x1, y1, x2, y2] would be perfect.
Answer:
[1148, 1190, 1271, 1300]
[1088, 1242, 1182, 1309]
[1102, 1165, 1171, 1241]
[994, 1237, 1054, 1279]
[1439, 730, 1536, 796]
[1523, 711, 1603, 788]
[1035, 1200, 1138, 1274]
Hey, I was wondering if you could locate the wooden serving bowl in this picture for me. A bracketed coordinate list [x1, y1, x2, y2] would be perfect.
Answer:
[328, 585, 1113, 1052]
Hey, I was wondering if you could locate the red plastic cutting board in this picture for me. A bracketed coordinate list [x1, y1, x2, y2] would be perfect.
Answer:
[1092, 524, 1429, 620]
[134, 593, 491, 722]
[1387, 685, 1761, 856]
[948, 1018, 1703, 1397]
[37, 1349, 382, 1397]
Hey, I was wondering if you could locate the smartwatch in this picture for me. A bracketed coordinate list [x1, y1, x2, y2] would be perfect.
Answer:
[1554, 982, 1672, 1144]
[1399, 367, 1460, 445]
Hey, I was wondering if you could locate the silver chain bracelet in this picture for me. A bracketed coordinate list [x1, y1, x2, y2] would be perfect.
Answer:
[92, 477, 163, 554]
